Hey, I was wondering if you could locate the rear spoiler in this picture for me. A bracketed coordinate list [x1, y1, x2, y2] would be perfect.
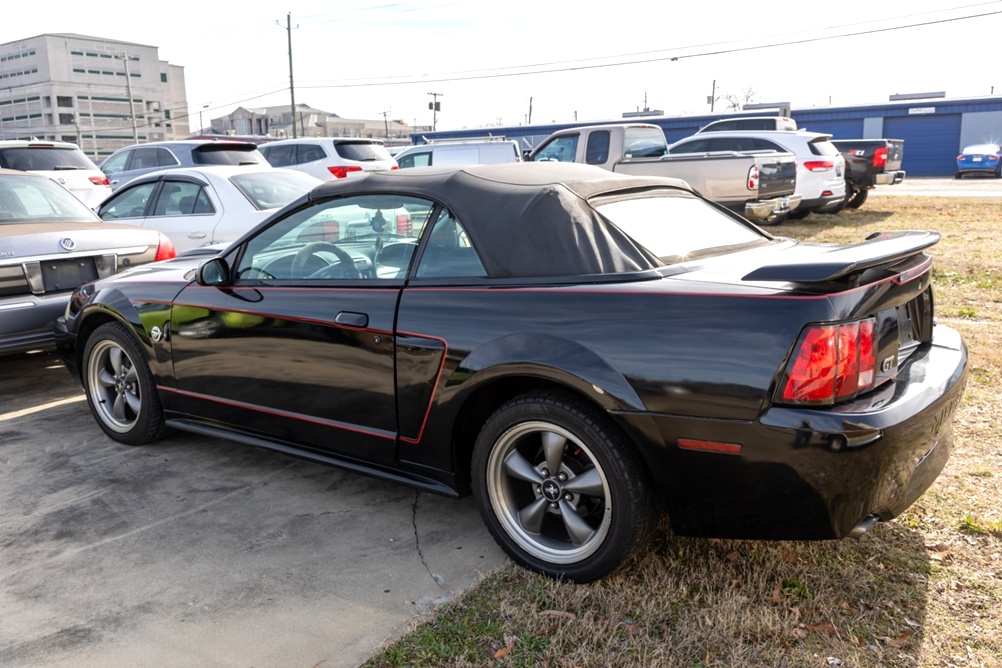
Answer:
[743, 230, 940, 283]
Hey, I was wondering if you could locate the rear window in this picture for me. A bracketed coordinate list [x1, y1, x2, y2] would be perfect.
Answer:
[962, 144, 1001, 155]
[0, 146, 98, 171]
[808, 138, 840, 157]
[595, 192, 766, 262]
[334, 142, 393, 162]
[230, 171, 320, 210]
[191, 144, 266, 166]
[0, 174, 99, 223]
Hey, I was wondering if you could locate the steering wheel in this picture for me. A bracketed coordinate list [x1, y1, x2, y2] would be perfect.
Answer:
[291, 241, 360, 279]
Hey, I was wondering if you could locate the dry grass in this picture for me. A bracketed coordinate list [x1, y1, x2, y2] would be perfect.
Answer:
[364, 198, 1002, 668]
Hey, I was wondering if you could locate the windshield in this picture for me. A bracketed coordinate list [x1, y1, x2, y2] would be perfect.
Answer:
[192, 145, 266, 166]
[962, 144, 1000, 155]
[0, 174, 101, 223]
[594, 193, 767, 262]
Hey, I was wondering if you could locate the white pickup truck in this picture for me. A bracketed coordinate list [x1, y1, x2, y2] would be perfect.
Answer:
[527, 123, 801, 224]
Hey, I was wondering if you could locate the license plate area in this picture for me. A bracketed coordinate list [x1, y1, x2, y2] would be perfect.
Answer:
[41, 258, 98, 292]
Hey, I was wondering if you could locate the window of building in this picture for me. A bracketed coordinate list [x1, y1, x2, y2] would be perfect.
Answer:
[59, 114, 75, 125]
[57, 96, 74, 108]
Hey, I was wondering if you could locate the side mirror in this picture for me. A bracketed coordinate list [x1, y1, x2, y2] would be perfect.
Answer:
[196, 257, 230, 286]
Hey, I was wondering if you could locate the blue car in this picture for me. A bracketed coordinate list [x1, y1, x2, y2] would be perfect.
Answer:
[956, 143, 1002, 178]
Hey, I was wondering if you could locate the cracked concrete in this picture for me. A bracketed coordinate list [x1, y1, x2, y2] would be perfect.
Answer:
[0, 349, 507, 667]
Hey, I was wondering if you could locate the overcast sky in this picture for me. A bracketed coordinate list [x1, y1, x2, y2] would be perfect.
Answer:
[3, 1, 1000, 132]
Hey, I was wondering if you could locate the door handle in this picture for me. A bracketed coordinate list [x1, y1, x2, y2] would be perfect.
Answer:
[187, 231, 207, 239]
[334, 311, 368, 328]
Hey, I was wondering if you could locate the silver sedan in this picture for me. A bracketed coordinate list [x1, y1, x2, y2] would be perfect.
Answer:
[0, 169, 175, 355]
[97, 165, 322, 253]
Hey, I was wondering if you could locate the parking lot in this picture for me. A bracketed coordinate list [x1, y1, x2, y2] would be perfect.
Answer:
[0, 349, 505, 668]
[1, 175, 999, 667]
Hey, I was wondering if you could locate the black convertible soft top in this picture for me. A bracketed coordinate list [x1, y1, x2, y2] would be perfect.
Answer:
[311, 162, 694, 278]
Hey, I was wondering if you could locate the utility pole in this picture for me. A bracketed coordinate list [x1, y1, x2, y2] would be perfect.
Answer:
[708, 79, 717, 112]
[427, 92, 443, 131]
[118, 52, 139, 143]
[527, 97, 532, 125]
[380, 110, 390, 139]
[278, 13, 299, 138]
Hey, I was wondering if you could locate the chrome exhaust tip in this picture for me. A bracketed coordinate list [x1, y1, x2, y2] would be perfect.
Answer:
[848, 514, 880, 538]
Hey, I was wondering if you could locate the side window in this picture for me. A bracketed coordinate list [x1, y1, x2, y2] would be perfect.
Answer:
[263, 144, 293, 167]
[532, 134, 579, 163]
[156, 147, 180, 168]
[100, 151, 130, 175]
[397, 152, 430, 169]
[131, 147, 161, 170]
[98, 182, 157, 219]
[585, 131, 610, 165]
[299, 144, 326, 163]
[415, 211, 487, 279]
[152, 182, 209, 216]
[235, 194, 435, 281]
[669, 139, 709, 154]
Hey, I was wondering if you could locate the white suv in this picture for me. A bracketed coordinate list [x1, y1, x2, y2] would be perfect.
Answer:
[668, 130, 846, 218]
[260, 138, 398, 181]
[0, 140, 111, 209]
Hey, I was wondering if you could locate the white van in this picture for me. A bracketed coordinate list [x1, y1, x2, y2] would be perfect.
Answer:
[394, 139, 521, 168]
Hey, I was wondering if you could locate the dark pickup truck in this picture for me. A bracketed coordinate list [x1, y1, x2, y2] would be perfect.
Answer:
[831, 138, 906, 209]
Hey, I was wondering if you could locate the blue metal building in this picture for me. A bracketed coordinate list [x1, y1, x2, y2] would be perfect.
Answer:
[417, 96, 1002, 177]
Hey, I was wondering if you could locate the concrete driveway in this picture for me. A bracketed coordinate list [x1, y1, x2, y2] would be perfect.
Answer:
[0, 349, 506, 668]
[869, 175, 1002, 198]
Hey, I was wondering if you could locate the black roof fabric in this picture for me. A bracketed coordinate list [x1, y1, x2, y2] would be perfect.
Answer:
[311, 162, 689, 278]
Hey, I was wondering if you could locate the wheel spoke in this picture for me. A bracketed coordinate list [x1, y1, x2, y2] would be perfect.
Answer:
[561, 468, 604, 498]
[112, 393, 128, 421]
[124, 389, 141, 415]
[518, 497, 550, 534]
[109, 347, 124, 374]
[541, 431, 566, 476]
[98, 368, 116, 388]
[559, 500, 597, 546]
[503, 450, 544, 484]
[123, 365, 138, 384]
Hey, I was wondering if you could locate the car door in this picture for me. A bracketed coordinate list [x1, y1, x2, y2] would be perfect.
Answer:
[165, 193, 436, 465]
[140, 177, 224, 252]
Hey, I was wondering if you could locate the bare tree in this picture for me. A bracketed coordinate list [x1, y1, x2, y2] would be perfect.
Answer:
[723, 87, 759, 111]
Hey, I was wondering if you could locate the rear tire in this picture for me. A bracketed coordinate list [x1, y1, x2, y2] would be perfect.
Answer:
[846, 187, 869, 209]
[472, 390, 657, 582]
[757, 211, 787, 226]
[82, 322, 170, 446]
[788, 208, 812, 220]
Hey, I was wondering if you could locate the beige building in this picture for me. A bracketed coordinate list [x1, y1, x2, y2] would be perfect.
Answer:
[0, 33, 189, 161]
[207, 103, 420, 143]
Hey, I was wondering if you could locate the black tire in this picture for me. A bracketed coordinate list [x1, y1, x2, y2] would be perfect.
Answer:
[471, 390, 657, 582]
[955, 172, 963, 179]
[846, 187, 869, 209]
[757, 211, 787, 226]
[82, 322, 170, 445]
[788, 208, 812, 220]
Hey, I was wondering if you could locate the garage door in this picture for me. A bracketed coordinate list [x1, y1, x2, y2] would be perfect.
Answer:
[884, 114, 963, 177]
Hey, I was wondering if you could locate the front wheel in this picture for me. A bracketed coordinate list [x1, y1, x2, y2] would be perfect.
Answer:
[472, 391, 657, 582]
[82, 321, 170, 445]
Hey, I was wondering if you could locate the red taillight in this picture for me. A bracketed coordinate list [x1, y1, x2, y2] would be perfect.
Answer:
[747, 164, 760, 191]
[873, 147, 887, 169]
[802, 160, 834, 172]
[328, 165, 364, 179]
[780, 318, 878, 405]
[396, 213, 412, 236]
[89, 175, 111, 187]
[390, 165, 399, 170]
[154, 231, 177, 262]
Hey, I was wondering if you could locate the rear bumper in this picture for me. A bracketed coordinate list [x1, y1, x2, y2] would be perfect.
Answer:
[0, 293, 70, 355]
[628, 324, 967, 540]
[875, 170, 906, 186]
[744, 194, 802, 220]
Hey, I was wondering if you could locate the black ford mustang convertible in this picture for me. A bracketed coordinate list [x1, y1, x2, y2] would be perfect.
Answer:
[56, 162, 967, 582]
